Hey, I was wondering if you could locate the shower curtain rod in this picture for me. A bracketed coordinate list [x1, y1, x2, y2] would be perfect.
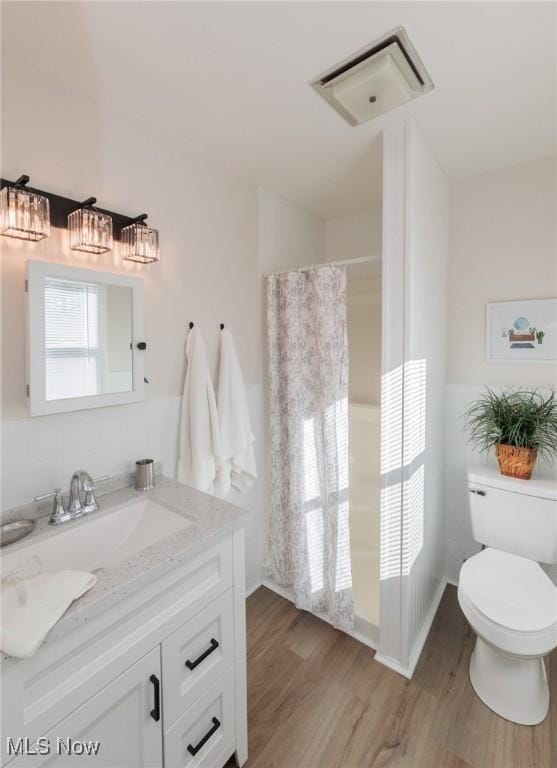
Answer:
[264, 254, 381, 277]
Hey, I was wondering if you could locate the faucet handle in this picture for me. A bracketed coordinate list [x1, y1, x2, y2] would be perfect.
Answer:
[34, 488, 62, 503]
[81, 477, 99, 514]
[49, 488, 72, 526]
[52, 488, 63, 514]
[82, 474, 109, 514]
[34, 487, 70, 525]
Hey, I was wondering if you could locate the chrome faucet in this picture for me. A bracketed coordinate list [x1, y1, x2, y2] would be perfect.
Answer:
[68, 471, 99, 517]
[35, 472, 108, 526]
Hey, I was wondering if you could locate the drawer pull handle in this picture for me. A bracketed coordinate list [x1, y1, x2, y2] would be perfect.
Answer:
[185, 638, 219, 670]
[149, 674, 161, 722]
[187, 717, 221, 756]
[469, 489, 486, 496]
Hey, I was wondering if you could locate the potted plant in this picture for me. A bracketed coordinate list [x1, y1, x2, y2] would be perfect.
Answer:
[464, 388, 557, 479]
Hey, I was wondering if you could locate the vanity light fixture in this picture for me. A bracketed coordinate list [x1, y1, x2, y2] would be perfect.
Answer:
[121, 214, 160, 264]
[0, 176, 160, 263]
[0, 175, 50, 241]
[68, 197, 113, 254]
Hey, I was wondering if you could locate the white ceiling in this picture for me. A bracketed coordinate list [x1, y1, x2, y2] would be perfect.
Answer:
[3, 2, 556, 219]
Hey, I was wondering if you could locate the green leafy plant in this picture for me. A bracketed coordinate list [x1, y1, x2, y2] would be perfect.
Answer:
[536, 330, 545, 344]
[464, 388, 557, 462]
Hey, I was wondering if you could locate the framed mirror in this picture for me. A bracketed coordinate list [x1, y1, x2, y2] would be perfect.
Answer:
[26, 260, 144, 416]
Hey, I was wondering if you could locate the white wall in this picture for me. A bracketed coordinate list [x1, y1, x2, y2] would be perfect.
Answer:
[1, 64, 263, 592]
[445, 155, 557, 584]
[324, 209, 383, 406]
[403, 125, 449, 666]
[257, 188, 325, 273]
[324, 208, 382, 263]
[378, 122, 449, 676]
[346, 279, 382, 405]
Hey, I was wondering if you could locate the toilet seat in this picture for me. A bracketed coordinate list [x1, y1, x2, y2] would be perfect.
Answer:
[458, 548, 557, 656]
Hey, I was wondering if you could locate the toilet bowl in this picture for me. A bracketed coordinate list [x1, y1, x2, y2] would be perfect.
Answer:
[460, 466, 557, 725]
[458, 547, 557, 725]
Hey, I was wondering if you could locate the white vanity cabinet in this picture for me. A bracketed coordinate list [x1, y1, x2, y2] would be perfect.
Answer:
[1, 529, 248, 768]
[10, 648, 163, 768]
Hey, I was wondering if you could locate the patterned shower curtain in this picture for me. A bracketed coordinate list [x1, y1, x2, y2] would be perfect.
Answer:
[266, 265, 354, 630]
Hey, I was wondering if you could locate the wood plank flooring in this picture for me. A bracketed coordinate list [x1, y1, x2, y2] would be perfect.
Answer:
[235, 585, 555, 768]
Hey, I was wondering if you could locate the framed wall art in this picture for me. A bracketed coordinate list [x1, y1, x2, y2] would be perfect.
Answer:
[486, 298, 557, 363]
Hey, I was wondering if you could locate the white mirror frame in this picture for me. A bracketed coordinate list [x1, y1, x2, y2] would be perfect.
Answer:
[26, 260, 145, 416]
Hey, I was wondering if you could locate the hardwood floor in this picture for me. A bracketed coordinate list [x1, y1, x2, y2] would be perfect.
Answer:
[236, 585, 555, 768]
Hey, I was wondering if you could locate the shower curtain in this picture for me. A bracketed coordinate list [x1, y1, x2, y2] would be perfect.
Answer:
[266, 265, 354, 630]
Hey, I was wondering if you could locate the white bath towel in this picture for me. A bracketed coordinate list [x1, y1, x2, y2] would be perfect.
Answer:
[1, 569, 96, 658]
[215, 327, 257, 498]
[177, 326, 222, 493]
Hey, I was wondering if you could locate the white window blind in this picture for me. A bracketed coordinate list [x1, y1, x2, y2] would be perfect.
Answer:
[44, 277, 100, 400]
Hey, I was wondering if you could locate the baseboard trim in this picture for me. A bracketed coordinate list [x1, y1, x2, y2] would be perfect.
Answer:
[261, 577, 378, 651]
[353, 615, 379, 650]
[261, 577, 292, 602]
[246, 580, 262, 598]
[373, 652, 413, 679]
[407, 577, 448, 677]
[374, 578, 448, 680]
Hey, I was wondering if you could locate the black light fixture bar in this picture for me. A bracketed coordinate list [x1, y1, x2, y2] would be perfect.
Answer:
[14, 174, 30, 188]
[76, 196, 97, 210]
[130, 213, 149, 225]
[0, 177, 139, 240]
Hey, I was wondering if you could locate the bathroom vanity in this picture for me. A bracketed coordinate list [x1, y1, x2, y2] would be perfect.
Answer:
[1, 478, 249, 768]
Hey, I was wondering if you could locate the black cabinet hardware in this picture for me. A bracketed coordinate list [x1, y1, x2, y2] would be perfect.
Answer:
[185, 638, 219, 670]
[469, 489, 486, 496]
[187, 717, 220, 756]
[149, 674, 160, 722]
[136, 342, 147, 350]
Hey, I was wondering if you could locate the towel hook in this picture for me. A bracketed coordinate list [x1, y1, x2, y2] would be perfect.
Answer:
[189, 322, 194, 329]
[220, 323, 224, 330]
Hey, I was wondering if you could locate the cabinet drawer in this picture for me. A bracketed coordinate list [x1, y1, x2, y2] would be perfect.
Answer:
[164, 667, 235, 768]
[162, 590, 234, 728]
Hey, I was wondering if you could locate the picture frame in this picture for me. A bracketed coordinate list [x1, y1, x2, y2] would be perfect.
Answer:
[486, 298, 557, 363]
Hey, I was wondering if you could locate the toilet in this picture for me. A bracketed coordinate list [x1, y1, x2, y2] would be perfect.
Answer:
[458, 465, 557, 725]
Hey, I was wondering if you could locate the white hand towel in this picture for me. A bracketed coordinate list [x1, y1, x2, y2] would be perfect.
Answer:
[177, 326, 222, 493]
[1, 570, 96, 658]
[215, 327, 257, 498]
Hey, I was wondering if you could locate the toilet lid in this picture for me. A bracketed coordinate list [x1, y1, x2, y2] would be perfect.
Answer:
[460, 549, 557, 633]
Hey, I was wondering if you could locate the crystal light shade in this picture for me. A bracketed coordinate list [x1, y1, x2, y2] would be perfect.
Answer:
[68, 207, 113, 254]
[121, 220, 160, 264]
[0, 185, 50, 241]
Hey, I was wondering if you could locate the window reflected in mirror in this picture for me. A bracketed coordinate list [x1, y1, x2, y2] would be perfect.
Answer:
[44, 277, 133, 401]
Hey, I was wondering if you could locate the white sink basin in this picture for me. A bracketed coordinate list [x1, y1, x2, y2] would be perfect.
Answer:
[1, 499, 192, 578]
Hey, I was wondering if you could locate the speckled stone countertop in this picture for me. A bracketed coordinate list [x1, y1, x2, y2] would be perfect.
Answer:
[1, 476, 249, 666]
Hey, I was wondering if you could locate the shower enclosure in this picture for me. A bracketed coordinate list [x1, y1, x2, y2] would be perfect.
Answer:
[263, 260, 383, 647]
[259, 119, 449, 678]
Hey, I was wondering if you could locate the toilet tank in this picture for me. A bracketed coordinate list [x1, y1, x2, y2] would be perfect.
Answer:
[468, 465, 557, 563]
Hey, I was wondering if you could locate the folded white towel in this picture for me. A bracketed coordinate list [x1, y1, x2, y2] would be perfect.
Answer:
[1, 569, 96, 658]
[177, 326, 222, 493]
[215, 327, 257, 498]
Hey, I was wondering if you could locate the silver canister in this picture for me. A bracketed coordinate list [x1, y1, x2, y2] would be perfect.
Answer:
[135, 459, 155, 491]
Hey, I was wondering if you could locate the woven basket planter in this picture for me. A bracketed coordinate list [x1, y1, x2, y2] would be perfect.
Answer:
[495, 443, 538, 480]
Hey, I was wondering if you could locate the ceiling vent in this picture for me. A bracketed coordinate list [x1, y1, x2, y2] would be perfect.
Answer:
[310, 27, 434, 126]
